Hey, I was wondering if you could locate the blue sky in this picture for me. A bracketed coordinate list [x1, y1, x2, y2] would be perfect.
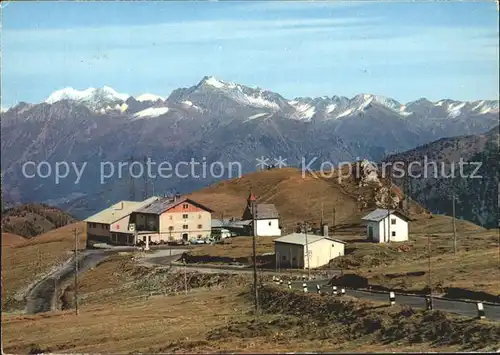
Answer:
[2, 1, 498, 107]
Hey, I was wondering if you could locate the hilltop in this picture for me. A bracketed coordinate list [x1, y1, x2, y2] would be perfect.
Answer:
[1, 203, 77, 238]
[189, 165, 427, 233]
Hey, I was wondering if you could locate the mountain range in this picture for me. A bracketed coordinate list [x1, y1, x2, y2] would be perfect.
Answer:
[1, 76, 498, 219]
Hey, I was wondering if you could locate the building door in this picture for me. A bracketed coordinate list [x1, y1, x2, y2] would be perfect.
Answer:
[368, 226, 373, 240]
[182, 233, 188, 242]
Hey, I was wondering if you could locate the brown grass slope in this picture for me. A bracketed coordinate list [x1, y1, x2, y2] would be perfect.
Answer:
[1, 203, 78, 238]
[3, 281, 499, 353]
[1, 222, 86, 311]
[189, 166, 427, 232]
[1, 232, 27, 248]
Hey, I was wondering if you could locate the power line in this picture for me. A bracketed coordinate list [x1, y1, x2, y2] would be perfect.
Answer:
[251, 199, 259, 316]
[143, 156, 149, 200]
[299, 221, 311, 280]
[129, 155, 136, 201]
[428, 234, 434, 310]
[74, 228, 79, 316]
[452, 192, 457, 254]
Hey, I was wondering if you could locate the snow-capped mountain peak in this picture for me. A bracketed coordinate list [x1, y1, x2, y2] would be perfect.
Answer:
[135, 93, 165, 102]
[471, 100, 499, 115]
[45, 87, 93, 104]
[35, 78, 498, 122]
[45, 86, 130, 110]
[193, 75, 282, 111]
[203, 76, 226, 89]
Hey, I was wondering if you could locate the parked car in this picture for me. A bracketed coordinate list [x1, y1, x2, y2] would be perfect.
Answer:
[190, 239, 205, 245]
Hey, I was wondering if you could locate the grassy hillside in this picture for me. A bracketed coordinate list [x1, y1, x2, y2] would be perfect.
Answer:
[3, 273, 499, 353]
[1, 232, 28, 248]
[189, 166, 427, 232]
[1, 222, 86, 311]
[1, 203, 78, 238]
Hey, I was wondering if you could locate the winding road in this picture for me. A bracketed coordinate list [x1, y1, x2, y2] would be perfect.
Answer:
[25, 247, 500, 321]
[290, 279, 500, 321]
[26, 250, 110, 314]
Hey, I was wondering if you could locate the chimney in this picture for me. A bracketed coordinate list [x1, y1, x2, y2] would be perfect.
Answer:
[174, 193, 181, 202]
[322, 224, 329, 237]
[115, 201, 124, 210]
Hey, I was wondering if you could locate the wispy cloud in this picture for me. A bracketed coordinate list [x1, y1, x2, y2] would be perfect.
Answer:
[2, 1, 498, 104]
[233, 0, 366, 12]
[5, 17, 376, 47]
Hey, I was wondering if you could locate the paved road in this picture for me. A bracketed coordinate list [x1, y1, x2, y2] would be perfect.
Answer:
[26, 250, 112, 314]
[289, 280, 500, 321]
[143, 256, 500, 321]
[26, 247, 500, 322]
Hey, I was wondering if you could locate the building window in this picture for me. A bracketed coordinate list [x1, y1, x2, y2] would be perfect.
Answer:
[169, 215, 173, 220]
[168, 226, 173, 231]
[183, 225, 188, 229]
[143, 236, 147, 242]
[391, 218, 396, 225]
[268, 221, 272, 226]
[183, 214, 188, 219]
[183, 203, 189, 209]
[198, 224, 202, 229]
[392, 231, 396, 237]
[198, 214, 201, 219]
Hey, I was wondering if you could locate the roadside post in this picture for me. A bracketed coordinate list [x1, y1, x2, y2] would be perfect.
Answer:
[425, 296, 433, 310]
[287, 281, 292, 289]
[332, 286, 338, 296]
[303, 283, 308, 293]
[316, 284, 321, 294]
[477, 302, 486, 319]
[340, 288, 345, 296]
[389, 291, 396, 306]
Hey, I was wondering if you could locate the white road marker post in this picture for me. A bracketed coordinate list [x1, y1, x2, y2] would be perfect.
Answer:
[340, 288, 345, 296]
[477, 302, 486, 319]
[288, 281, 292, 289]
[425, 296, 433, 310]
[332, 285, 337, 296]
[316, 284, 321, 294]
[303, 283, 308, 293]
[389, 291, 396, 306]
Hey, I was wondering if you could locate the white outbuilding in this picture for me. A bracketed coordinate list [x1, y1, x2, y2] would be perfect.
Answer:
[274, 233, 345, 269]
[361, 208, 411, 243]
[242, 191, 281, 237]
